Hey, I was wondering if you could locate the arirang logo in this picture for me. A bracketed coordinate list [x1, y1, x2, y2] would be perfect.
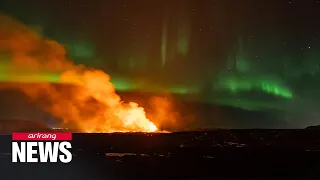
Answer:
[11, 132, 72, 163]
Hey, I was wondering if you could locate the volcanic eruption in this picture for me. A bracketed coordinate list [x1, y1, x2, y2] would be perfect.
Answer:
[0, 14, 158, 132]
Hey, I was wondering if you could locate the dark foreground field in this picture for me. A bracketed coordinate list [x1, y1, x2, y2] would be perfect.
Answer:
[0, 130, 320, 180]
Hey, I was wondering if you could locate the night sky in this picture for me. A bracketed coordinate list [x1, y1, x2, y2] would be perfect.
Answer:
[0, 0, 320, 128]
[1, 0, 319, 75]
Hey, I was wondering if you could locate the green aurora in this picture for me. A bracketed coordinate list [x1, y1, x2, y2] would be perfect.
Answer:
[0, 31, 295, 112]
[0, 10, 309, 113]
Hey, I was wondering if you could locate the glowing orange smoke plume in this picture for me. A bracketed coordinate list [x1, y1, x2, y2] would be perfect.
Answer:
[149, 96, 180, 129]
[0, 14, 158, 132]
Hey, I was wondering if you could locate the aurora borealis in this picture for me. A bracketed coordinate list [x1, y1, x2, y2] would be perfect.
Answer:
[0, 0, 320, 128]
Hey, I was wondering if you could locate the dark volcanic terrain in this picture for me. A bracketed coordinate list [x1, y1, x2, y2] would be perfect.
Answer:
[0, 130, 319, 179]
